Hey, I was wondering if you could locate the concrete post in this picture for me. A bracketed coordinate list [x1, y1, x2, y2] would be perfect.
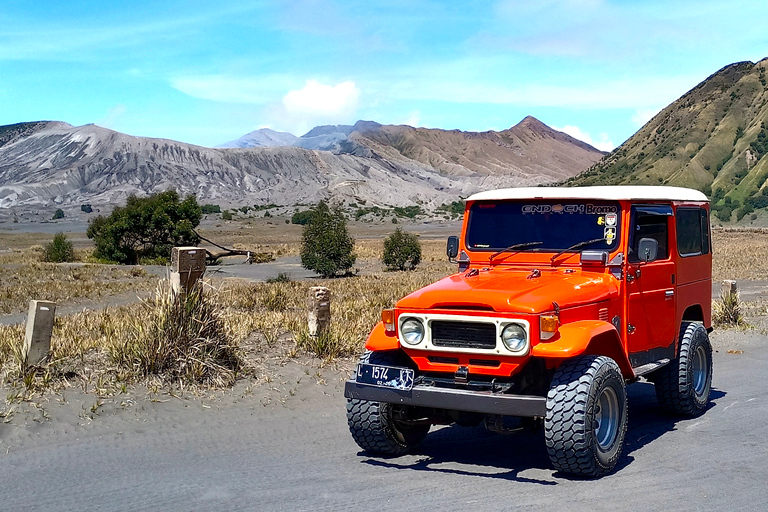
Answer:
[24, 300, 56, 366]
[721, 280, 737, 299]
[170, 247, 206, 295]
[308, 287, 331, 336]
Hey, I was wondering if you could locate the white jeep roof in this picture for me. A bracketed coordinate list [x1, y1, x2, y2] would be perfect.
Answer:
[466, 186, 708, 203]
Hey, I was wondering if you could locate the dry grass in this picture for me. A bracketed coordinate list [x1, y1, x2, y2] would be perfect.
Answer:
[712, 228, 768, 281]
[0, 262, 157, 314]
[1, 220, 765, 398]
[712, 290, 745, 328]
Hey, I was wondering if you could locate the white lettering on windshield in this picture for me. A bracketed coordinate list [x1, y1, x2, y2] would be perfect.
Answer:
[521, 204, 618, 215]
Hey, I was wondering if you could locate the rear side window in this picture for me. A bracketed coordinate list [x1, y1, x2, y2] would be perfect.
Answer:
[677, 207, 709, 257]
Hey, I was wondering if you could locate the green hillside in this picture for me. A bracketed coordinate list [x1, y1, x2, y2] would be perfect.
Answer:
[564, 59, 768, 223]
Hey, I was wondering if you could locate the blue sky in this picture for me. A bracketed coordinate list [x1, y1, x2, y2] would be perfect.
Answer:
[2, 0, 768, 150]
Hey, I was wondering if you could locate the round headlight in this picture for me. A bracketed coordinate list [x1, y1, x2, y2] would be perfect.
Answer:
[501, 323, 527, 352]
[400, 318, 425, 345]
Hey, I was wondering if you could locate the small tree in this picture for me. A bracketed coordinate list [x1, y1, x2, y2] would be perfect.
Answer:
[52, 209, 65, 220]
[86, 190, 201, 264]
[300, 201, 356, 277]
[291, 210, 313, 225]
[382, 227, 421, 271]
[43, 232, 75, 262]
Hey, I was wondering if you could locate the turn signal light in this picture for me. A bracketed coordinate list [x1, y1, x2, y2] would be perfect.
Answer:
[540, 315, 559, 340]
[382, 309, 396, 333]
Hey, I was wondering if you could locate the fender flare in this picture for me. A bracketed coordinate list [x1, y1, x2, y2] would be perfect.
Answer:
[364, 321, 400, 351]
[532, 320, 634, 378]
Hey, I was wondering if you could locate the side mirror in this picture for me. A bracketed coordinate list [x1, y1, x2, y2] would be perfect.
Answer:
[446, 236, 459, 261]
[637, 238, 658, 263]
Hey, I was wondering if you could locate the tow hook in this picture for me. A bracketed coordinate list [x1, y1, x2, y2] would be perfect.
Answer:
[454, 365, 469, 383]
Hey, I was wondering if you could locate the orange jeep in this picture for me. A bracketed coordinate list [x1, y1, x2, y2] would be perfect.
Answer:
[345, 186, 713, 477]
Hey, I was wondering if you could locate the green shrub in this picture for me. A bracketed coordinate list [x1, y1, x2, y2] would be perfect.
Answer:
[201, 204, 221, 214]
[80, 204, 93, 213]
[43, 233, 75, 262]
[382, 227, 422, 271]
[221, 210, 233, 220]
[86, 190, 201, 265]
[300, 201, 356, 277]
[291, 210, 314, 225]
[52, 209, 65, 220]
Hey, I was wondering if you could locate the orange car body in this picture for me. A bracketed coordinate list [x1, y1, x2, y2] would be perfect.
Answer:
[365, 186, 711, 380]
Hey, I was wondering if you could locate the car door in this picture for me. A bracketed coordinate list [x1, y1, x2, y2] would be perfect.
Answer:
[625, 204, 677, 367]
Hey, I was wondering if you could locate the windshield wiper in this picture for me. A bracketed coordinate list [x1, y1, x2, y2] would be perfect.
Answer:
[490, 241, 543, 260]
[550, 237, 607, 263]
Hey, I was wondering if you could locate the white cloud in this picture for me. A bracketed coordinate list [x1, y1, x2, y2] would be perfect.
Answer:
[282, 80, 360, 116]
[632, 108, 660, 127]
[555, 125, 614, 151]
[97, 104, 127, 129]
[261, 80, 361, 135]
[404, 110, 421, 127]
[170, 74, 296, 104]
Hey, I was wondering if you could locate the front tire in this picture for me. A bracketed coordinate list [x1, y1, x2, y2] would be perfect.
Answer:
[651, 322, 713, 416]
[545, 355, 628, 477]
[346, 351, 429, 456]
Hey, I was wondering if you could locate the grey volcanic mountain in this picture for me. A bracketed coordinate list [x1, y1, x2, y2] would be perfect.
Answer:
[0, 117, 604, 212]
[219, 128, 298, 148]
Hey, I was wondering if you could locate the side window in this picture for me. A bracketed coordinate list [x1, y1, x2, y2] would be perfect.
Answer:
[677, 208, 703, 257]
[700, 208, 710, 255]
[629, 206, 670, 262]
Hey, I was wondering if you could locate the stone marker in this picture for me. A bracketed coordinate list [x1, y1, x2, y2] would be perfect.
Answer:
[308, 287, 331, 336]
[721, 280, 737, 298]
[24, 300, 56, 366]
[170, 246, 206, 295]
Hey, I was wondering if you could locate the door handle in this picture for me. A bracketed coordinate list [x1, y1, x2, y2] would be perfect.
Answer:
[665, 290, 674, 299]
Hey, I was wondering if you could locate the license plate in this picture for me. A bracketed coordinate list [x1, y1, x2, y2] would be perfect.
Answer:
[356, 363, 414, 391]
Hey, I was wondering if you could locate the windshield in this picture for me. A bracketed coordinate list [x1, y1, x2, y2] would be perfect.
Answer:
[466, 200, 621, 253]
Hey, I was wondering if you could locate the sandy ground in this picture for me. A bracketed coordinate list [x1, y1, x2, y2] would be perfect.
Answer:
[2, 218, 767, 509]
[0, 328, 766, 511]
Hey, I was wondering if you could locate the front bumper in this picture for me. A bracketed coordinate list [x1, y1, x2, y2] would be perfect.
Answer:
[344, 380, 547, 418]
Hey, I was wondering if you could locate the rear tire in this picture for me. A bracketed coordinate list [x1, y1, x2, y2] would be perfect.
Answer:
[545, 355, 628, 477]
[346, 351, 429, 456]
[651, 322, 712, 416]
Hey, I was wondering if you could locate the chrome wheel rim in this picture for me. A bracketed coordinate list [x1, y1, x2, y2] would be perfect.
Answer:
[692, 344, 709, 397]
[595, 386, 620, 451]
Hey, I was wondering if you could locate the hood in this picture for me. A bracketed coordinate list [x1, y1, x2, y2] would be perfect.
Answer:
[397, 267, 619, 314]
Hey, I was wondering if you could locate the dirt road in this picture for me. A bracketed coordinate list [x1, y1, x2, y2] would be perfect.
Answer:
[0, 329, 766, 511]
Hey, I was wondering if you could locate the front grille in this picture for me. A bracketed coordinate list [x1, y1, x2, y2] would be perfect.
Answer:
[431, 320, 497, 349]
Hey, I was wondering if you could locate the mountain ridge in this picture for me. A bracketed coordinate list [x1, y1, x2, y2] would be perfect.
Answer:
[0, 117, 604, 213]
[565, 58, 768, 222]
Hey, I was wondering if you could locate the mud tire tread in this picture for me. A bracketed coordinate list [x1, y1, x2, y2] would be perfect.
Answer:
[346, 351, 429, 456]
[652, 322, 713, 416]
[545, 355, 628, 478]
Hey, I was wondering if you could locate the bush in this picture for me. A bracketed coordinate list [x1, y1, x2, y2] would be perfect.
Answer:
[111, 281, 241, 386]
[291, 210, 313, 225]
[712, 289, 744, 327]
[43, 233, 75, 262]
[382, 227, 421, 271]
[52, 209, 65, 220]
[221, 210, 233, 220]
[86, 190, 201, 265]
[80, 204, 93, 213]
[201, 204, 221, 214]
[300, 201, 356, 277]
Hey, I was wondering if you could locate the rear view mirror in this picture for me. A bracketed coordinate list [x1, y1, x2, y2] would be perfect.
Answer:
[446, 236, 459, 261]
[637, 238, 658, 263]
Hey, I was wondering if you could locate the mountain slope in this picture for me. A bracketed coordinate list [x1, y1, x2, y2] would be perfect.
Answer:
[565, 58, 768, 221]
[218, 128, 298, 148]
[0, 118, 603, 211]
[352, 116, 603, 182]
